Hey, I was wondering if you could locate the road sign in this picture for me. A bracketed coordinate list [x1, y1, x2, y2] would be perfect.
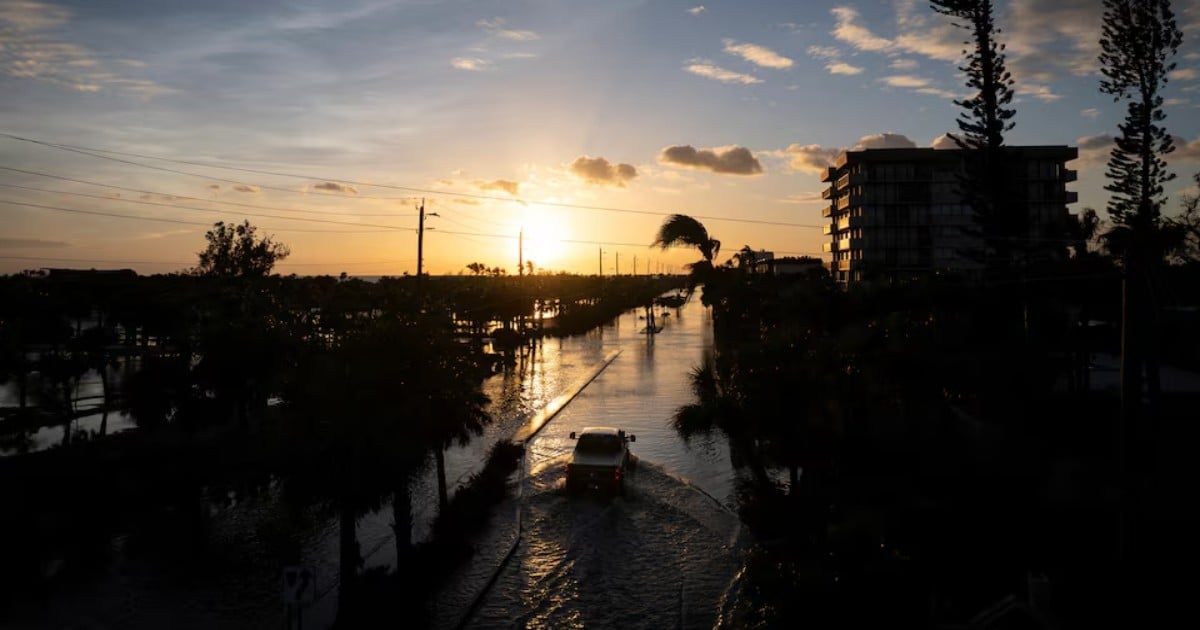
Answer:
[281, 566, 316, 605]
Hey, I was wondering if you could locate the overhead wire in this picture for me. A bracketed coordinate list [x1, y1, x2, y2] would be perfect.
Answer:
[0, 198, 402, 233]
[0, 165, 419, 218]
[0, 132, 824, 228]
[0, 187, 416, 231]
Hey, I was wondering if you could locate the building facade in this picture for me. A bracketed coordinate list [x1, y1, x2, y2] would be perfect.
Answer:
[819, 146, 1078, 285]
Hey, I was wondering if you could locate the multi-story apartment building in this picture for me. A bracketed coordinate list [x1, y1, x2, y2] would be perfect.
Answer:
[820, 146, 1078, 285]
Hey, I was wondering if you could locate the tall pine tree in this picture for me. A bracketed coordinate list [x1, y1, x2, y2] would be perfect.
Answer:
[930, 0, 1023, 271]
[1098, 0, 1182, 446]
[931, 0, 1016, 152]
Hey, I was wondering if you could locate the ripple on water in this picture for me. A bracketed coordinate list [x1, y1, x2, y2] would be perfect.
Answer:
[463, 456, 743, 630]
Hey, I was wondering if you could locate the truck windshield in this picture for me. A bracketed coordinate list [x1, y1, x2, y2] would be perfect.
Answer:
[576, 434, 621, 455]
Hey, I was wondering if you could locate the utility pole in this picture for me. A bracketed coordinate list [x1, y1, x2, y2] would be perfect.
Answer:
[519, 229, 524, 277]
[615, 252, 620, 276]
[416, 198, 438, 285]
[599, 248, 604, 277]
[633, 255, 637, 276]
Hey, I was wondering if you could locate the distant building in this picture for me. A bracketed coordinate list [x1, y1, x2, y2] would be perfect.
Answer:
[752, 255, 825, 276]
[819, 146, 1078, 285]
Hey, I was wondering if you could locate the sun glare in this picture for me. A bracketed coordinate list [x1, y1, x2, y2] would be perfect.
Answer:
[520, 211, 569, 271]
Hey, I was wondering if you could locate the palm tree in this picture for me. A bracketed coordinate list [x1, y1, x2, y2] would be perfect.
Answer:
[652, 214, 721, 297]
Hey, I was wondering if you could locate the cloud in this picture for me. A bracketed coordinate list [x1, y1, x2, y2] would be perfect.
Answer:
[207, 184, 220, 191]
[233, 184, 260, 193]
[1018, 83, 1062, 101]
[780, 132, 921, 173]
[569, 156, 638, 187]
[1077, 134, 1115, 151]
[831, 6, 893, 52]
[687, 6, 706, 16]
[659, 145, 763, 175]
[805, 45, 861, 75]
[931, 134, 958, 149]
[854, 133, 917, 150]
[880, 74, 931, 88]
[1169, 136, 1200, 163]
[826, 1, 1104, 97]
[476, 17, 538, 41]
[684, 60, 762, 84]
[1170, 68, 1198, 81]
[480, 179, 519, 195]
[1075, 133, 1115, 167]
[827, 62, 863, 75]
[451, 57, 490, 71]
[0, 1, 174, 96]
[807, 45, 841, 60]
[1081, 108, 1101, 119]
[1165, 98, 1189, 107]
[1004, 0, 1105, 79]
[0, 238, 69, 248]
[722, 39, 794, 69]
[1074, 133, 1200, 167]
[313, 182, 358, 194]
[915, 87, 959, 99]
[781, 192, 824, 204]
[781, 144, 843, 174]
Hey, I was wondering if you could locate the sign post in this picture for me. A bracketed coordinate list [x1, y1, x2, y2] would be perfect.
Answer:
[281, 566, 317, 630]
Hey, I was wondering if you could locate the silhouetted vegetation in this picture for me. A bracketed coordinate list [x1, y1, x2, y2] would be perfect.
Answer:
[0, 223, 686, 626]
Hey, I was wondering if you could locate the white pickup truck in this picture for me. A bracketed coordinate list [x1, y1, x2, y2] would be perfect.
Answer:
[565, 426, 636, 495]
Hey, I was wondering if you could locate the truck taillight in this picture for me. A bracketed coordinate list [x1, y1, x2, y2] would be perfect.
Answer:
[613, 467, 621, 480]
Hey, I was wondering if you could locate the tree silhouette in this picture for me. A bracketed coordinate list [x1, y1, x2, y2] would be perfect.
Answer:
[930, 0, 1015, 153]
[1098, 0, 1182, 427]
[652, 214, 721, 296]
[194, 220, 290, 277]
[930, 0, 1023, 269]
[1167, 172, 1200, 264]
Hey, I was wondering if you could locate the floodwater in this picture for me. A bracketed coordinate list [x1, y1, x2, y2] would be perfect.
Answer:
[3, 293, 751, 629]
[426, 293, 750, 629]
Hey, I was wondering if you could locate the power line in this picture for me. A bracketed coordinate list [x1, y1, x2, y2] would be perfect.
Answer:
[0, 132, 824, 228]
[0, 165, 419, 218]
[0, 186, 417, 231]
[0, 133, 422, 201]
[0, 254, 415, 267]
[3, 196, 825, 258]
[0, 198, 401, 234]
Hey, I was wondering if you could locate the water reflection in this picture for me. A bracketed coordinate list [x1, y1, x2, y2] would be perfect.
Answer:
[2, 294, 735, 630]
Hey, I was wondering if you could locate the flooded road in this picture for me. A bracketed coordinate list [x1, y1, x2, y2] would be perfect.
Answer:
[3, 292, 750, 630]
[422, 294, 749, 629]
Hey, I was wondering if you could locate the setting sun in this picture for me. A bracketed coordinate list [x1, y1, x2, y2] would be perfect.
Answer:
[519, 209, 570, 272]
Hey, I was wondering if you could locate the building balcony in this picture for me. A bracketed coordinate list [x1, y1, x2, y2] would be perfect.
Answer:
[822, 204, 840, 218]
[848, 213, 880, 228]
[1062, 169, 1077, 183]
[836, 259, 852, 271]
[823, 223, 834, 235]
[837, 172, 865, 190]
[1065, 191, 1078, 204]
[822, 186, 835, 200]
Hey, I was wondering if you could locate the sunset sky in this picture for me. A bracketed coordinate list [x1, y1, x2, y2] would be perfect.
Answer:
[2, 0, 1199, 276]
